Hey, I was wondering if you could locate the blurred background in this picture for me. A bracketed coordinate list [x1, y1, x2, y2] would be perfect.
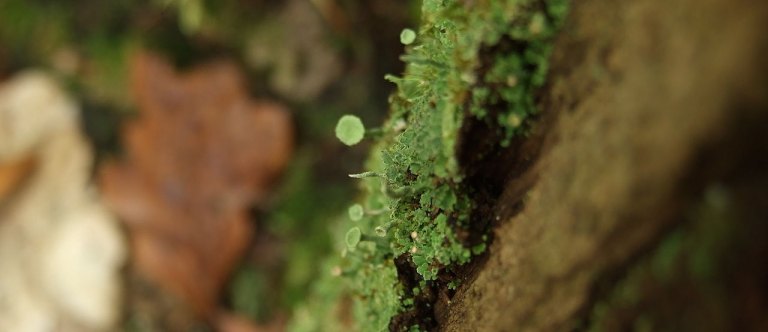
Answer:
[0, 0, 416, 330]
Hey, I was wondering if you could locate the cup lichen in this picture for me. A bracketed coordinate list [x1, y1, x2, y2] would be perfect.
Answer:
[290, 0, 569, 330]
[335, 115, 366, 146]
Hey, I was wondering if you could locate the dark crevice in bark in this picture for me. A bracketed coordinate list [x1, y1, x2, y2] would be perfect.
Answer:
[436, 39, 564, 329]
[388, 34, 560, 330]
[389, 254, 439, 331]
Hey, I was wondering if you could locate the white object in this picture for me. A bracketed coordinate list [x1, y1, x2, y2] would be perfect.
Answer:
[0, 71, 126, 332]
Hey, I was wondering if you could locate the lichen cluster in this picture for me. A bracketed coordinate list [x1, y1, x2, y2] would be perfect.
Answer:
[291, 0, 568, 330]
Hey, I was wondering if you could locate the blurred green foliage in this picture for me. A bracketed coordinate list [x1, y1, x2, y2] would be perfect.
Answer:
[1, 0, 415, 329]
[585, 185, 746, 332]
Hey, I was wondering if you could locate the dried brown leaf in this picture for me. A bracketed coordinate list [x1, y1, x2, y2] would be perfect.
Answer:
[100, 51, 293, 317]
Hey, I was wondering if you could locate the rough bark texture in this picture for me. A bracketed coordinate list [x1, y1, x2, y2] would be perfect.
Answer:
[441, 0, 768, 330]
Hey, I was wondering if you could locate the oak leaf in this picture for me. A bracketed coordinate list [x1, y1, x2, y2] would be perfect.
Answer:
[100, 52, 293, 318]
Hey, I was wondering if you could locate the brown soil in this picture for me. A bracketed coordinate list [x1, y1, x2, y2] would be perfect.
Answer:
[440, 0, 768, 330]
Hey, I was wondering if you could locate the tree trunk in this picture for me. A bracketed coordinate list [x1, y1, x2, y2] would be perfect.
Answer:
[441, 0, 768, 330]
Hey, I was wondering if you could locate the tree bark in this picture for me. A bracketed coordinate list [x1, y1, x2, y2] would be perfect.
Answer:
[441, 0, 768, 330]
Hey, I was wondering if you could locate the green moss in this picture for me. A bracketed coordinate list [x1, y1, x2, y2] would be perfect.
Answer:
[291, 0, 569, 330]
[230, 266, 268, 322]
[351, 260, 403, 331]
[377, 0, 569, 283]
[268, 150, 354, 309]
[370, 0, 568, 284]
[0, 0, 72, 59]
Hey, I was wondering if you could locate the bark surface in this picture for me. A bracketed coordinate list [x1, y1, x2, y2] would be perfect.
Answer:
[441, 0, 768, 330]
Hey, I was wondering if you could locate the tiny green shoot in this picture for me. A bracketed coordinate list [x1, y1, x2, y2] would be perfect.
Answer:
[348, 171, 380, 179]
[374, 221, 393, 237]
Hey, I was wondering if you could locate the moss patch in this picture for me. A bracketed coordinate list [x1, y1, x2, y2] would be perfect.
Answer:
[291, 0, 569, 330]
